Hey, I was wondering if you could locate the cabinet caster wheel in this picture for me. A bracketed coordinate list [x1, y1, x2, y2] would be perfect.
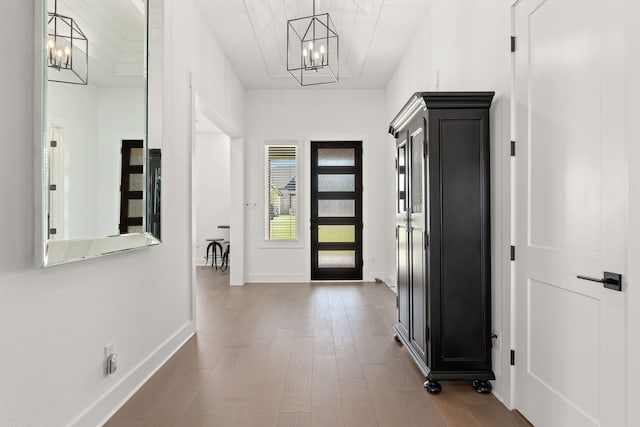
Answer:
[393, 334, 402, 344]
[472, 380, 491, 394]
[424, 379, 441, 394]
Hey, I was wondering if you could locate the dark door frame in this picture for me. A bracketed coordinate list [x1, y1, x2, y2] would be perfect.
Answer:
[310, 141, 363, 280]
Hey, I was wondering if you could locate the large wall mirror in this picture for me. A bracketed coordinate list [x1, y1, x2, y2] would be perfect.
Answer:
[39, 0, 161, 266]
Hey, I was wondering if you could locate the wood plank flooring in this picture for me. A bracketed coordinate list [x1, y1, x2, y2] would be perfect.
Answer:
[106, 268, 527, 427]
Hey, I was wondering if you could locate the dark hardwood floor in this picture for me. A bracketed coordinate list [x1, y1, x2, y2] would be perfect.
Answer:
[106, 268, 527, 426]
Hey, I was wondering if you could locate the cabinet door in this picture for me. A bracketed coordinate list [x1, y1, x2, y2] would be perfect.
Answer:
[395, 137, 410, 339]
[409, 117, 428, 362]
[429, 108, 491, 373]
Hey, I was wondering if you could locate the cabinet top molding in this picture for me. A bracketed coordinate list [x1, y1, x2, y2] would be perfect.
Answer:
[388, 92, 495, 138]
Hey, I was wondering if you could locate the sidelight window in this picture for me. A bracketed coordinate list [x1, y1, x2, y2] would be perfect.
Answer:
[265, 144, 298, 241]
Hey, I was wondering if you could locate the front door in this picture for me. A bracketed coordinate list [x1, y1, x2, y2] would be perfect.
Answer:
[514, 0, 627, 425]
[119, 140, 145, 234]
[310, 141, 363, 280]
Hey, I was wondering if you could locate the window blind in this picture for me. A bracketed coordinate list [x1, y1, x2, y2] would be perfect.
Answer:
[266, 145, 297, 240]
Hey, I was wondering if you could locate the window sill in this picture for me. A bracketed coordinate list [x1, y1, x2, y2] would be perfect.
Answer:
[259, 239, 305, 249]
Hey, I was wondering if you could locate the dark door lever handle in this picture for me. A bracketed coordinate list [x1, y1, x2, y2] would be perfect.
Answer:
[577, 272, 622, 292]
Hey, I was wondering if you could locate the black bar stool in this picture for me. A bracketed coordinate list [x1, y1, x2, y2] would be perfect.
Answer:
[220, 241, 230, 271]
[205, 238, 224, 269]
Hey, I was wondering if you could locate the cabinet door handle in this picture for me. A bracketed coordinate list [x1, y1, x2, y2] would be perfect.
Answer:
[576, 272, 622, 292]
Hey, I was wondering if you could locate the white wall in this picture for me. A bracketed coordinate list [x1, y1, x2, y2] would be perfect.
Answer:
[384, 0, 513, 405]
[195, 133, 230, 264]
[243, 89, 389, 283]
[229, 136, 246, 286]
[0, 0, 243, 426]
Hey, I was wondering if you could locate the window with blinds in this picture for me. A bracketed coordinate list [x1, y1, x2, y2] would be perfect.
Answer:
[266, 145, 297, 240]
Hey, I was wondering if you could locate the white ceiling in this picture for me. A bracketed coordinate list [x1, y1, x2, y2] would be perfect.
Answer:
[195, 0, 432, 89]
[52, 0, 146, 87]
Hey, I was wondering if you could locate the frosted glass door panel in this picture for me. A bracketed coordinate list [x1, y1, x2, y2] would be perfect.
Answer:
[129, 174, 144, 191]
[318, 250, 356, 268]
[318, 174, 355, 192]
[318, 225, 355, 243]
[318, 148, 355, 166]
[130, 148, 144, 166]
[318, 200, 355, 217]
[128, 200, 144, 217]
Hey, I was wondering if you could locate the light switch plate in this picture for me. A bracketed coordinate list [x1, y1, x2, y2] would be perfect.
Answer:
[104, 343, 114, 357]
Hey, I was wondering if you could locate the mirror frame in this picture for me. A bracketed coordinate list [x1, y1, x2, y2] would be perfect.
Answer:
[35, 0, 160, 267]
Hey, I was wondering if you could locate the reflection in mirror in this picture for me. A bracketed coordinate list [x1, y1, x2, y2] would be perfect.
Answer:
[42, 0, 160, 266]
[147, 148, 161, 239]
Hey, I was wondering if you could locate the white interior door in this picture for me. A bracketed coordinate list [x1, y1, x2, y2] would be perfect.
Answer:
[46, 125, 67, 240]
[513, 0, 627, 426]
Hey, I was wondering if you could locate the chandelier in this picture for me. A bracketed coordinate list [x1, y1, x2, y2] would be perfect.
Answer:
[287, 0, 339, 86]
[47, 0, 89, 85]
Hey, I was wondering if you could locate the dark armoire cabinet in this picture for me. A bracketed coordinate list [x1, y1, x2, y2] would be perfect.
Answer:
[389, 92, 495, 394]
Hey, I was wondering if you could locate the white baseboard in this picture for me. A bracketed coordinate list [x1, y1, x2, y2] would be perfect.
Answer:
[245, 272, 308, 283]
[244, 273, 395, 286]
[367, 271, 386, 281]
[195, 257, 224, 267]
[196, 258, 229, 269]
[383, 272, 397, 292]
[67, 322, 196, 427]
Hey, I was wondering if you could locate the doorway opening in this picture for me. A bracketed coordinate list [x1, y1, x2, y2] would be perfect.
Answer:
[188, 78, 245, 300]
[194, 102, 231, 271]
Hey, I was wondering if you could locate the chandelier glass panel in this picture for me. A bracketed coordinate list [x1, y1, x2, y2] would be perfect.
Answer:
[287, 0, 339, 86]
[47, 0, 89, 85]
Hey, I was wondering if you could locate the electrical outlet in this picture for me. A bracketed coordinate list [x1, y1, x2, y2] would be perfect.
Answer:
[492, 332, 500, 350]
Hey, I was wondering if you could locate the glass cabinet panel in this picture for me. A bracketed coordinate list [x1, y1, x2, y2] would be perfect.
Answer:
[397, 143, 407, 213]
[411, 129, 423, 213]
